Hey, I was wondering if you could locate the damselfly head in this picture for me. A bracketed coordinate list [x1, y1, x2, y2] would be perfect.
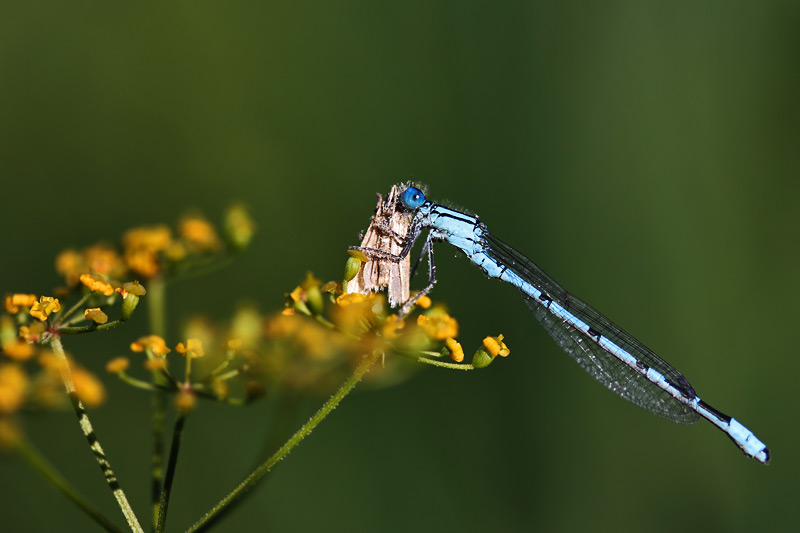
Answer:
[401, 186, 426, 209]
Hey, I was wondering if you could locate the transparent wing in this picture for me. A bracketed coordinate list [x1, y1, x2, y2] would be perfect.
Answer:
[486, 233, 699, 424]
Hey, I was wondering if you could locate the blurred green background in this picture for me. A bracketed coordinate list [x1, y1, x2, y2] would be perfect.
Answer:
[2, 2, 798, 531]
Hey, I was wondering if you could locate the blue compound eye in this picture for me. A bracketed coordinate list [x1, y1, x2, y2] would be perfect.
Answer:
[401, 186, 426, 209]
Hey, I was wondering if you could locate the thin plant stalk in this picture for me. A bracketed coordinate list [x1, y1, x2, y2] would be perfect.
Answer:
[154, 413, 187, 533]
[50, 336, 144, 533]
[147, 274, 168, 530]
[186, 350, 381, 533]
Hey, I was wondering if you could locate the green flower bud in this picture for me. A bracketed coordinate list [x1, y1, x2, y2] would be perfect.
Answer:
[224, 203, 256, 251]
[471, 348, 494, 369]
[306, 285, 324, 315]
[343, 256, 362, 283]
[120, 293, 140, 321]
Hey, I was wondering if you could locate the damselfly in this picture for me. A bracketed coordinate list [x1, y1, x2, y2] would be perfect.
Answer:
[351, 184, 770, 464]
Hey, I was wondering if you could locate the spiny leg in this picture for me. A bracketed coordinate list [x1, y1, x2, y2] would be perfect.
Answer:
[400, 233, 437, 318]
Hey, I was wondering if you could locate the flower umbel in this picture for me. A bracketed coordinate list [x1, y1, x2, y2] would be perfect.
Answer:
[0, 195, 515, 533]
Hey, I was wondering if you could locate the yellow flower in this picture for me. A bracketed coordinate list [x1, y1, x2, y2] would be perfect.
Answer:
[56, 244, 127, 286]
[30, 370, 66, 409]
[80, 274, 115, 296]
[332, 293, 385, 334]
[121, 281, 147, 296]
[165, 240, 188, 262]
[335, 293, 368, 306]
[4, 294, 37, 314]
[179, 216, 221, 252]
[83, 244, 126, 279]
[55, 249, 86, 286]
[175, 389, 197, 412]
[445, 337, 464, 363]
[19, 322, 46, 343]
[130, 335, 171, 355]
[415, 295, 432, 309]
[175, 338, 205, 359]
[84, 308, 109, 324]
[229, 306, 261, 349]
[106, 357, 130, 374]
[288, 273, 324, 310]
[37, 349, 68, 373]
[0, 364, 28, 414]
[346, 249, 370, 262]
[123, 225, 172, 277]
[294, 321, 337, 361]
[145, 358, 168, 372]
[125, 249, 160, 278]
[300, 272, 322, 291]
[2, 340, 35, 362]
[264, 313, 302, 338]
[2, 316, 31, 360]
[483, 334, 510, 358]
[123, 225, 172, 252]
[320, 281, 339, 294]
[226, 338, 243, 351]
[30, 296, 61, 321]
[72, 368, 105, 408]
[289, 286, 304, 304]
[416, 313, 459, 341]
[382, 314, 405, 340]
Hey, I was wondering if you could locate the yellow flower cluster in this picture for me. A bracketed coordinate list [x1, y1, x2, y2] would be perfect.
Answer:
[123, 225, 173, 278]
[52, 206, 253, 286]
[0, 348, 107, 421]
[0, 206, 262, 450]
[0, 364, 27, 414]
[179, 216, 221, 253]
[56, 244, 127, 286]
[416, 312, 458, 341]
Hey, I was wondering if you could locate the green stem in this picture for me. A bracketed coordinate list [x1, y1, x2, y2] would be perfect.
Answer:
[49, 336, 144, 533]
[150, 392, 166, 531]
[154, 413, 187, 533]
[57, 319, 125, 334]
[146, 274, 168, 531]
[16, 438, 124, 533]
[413, 355, 475, 370]
[147, 275, 166, 338]
[115, 372, 162, 392]
[186, 350, 381, 533]
[54, 291, 92, 324]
